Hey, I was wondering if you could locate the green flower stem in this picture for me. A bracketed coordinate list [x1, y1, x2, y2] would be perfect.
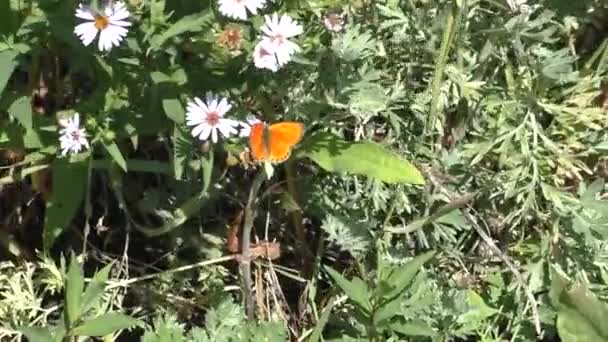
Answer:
[426, 0, 462, 141]
[240, 168, 267, 319]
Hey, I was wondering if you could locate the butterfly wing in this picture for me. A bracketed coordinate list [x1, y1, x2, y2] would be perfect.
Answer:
[266, 122, 304, 163]
[249, 122, 268, 162]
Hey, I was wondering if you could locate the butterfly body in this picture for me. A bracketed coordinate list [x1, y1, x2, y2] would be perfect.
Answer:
[249, 122, 304, 163]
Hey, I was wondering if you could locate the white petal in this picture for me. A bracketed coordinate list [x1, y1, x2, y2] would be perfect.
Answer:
[193, 97, 209, 113]
[109, 3, 130, 21]
[200, 125, 212, 141]
[75, 23, 98, 46]
[110, 20, 131, 27]
[75, 6, 95, 20]
[216, 98, 232, 116]
[211, 127, 218, 143]
[217, 122, 232, 138]
[191, 123, 208, 138]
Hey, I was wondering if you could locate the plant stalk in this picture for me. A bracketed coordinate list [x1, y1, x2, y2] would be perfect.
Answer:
[240, 169, 266, 319]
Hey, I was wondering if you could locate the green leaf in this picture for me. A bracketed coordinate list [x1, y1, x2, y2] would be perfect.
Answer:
[163, 98, 185, 124]
[557, 308, 608, 342]
[551, 268, 608, 341]
[383, 251, 435, 299]
[390, 320, 436, 337]
[300, 132, 424, 184]
[150, 11, 213, 50]
[19, 326, 54, 342]
[44, 157, 88, 249]
[65, 255, 84, 326]
[0, 50, 19, 97]
[324, 266, 372, 312]
[70, 312, 141, 337]
[595, 140, 608, 151]
[80, 262, 113, 315]
[374, 296, 403, 324]
[103, 142, 128, 172]
[8, 96, 32, 130]
[456, 290, 499, 325]
[308, 297, 338, 342]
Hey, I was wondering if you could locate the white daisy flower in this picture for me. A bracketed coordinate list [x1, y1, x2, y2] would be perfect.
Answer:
[185, 93, 239, 143]
[237, 115, 261, 138]
[218, 0, 267, 20]
[58, 113, 89, 156]
[253, 39, 280, 72]
[254, 13, 303, 70]
[74, 2, 131, 52]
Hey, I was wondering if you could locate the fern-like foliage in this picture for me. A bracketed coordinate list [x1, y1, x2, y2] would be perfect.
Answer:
[321, 214, 372, 258]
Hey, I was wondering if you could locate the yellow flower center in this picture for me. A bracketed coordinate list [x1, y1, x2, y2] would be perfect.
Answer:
[94, 15, 110, 30]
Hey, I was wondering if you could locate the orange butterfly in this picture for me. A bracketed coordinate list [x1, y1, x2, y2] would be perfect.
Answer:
[249, 121, 304, 163]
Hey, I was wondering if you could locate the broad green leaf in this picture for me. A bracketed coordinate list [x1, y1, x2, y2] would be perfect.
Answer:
[325, 266, 372, 312]
[456, 290, 499, 325]
[551, 269, 608, 341]
[300, 132, 424, 184]
[390, 320, 436, 337]
[557, 308, 608, 342]
[0, 50, 19, 97]
[70, 312, 141, 336]
[383, 251, 435, 299]
[8, 96, 32, 130]
[19, 326, 54, 342]
[595, 141, 608, 151]
[374, 296, 403, 324]
[163, 98, 185, 124]
[80, 262, 113, 315]
[103, 142, 128, 171]
[65, 255, 84, 326]
[44, 157, 88, 249]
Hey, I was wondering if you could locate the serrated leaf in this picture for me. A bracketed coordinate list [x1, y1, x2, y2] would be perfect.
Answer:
[173, 126, 191, 179]
[325, 266, 371, 312]
[103, 142, 128, 171]
[44, 157, 88, 249]
[300, 132, 424, 184]
[65, 255, 84, 326]
[70, 312, 141, 336]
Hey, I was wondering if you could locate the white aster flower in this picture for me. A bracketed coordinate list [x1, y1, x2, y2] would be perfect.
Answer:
[237, 115, 261, 138]
[218, 0, 267, 20]
[253, 39, 280, 71]
[58, 113, 89, 156]
[253, 13, 303, 70]
[186, 93, 239, 143]
[74, 2, 131, 52]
